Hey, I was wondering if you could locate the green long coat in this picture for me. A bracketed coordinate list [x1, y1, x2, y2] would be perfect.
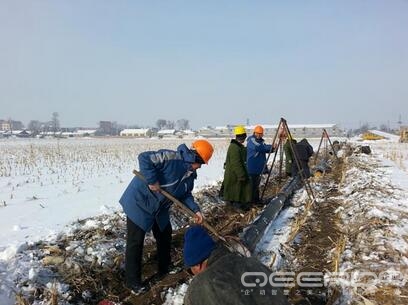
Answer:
[222, 139, 252, 203]
[283, 139, 297, 175]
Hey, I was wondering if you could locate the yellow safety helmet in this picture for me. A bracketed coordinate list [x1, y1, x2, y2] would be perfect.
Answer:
[234, 125, 246, 135]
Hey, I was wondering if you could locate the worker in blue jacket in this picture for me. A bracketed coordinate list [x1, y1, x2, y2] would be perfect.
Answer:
[246, 125, 274, 203]
[119, 139, 214, 295]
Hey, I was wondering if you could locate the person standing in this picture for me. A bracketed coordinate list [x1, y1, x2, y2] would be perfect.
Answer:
[291, 138, 314, 178]
[283, 135, 297, 177]
[119, 140, 214, 294]
[246, 125, 274, 203]
[222, 125, 252, 211]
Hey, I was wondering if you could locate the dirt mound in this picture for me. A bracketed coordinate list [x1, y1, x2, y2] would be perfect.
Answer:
[283, 159, 345, 305]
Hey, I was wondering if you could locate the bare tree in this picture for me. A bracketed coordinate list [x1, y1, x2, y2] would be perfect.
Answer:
[166, 120, 175, 129]
[352, 123, 370, 136]
[28, 120, 42, 136]
[51, 112, 60, 135]
[7, 117, 12, 133]
[176, 119, 190, 130]
[156, 119, 167, 130]
[379, 124, 389, 132]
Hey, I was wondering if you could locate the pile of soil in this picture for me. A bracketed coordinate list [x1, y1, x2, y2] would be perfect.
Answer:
[285, 159, 346, 305]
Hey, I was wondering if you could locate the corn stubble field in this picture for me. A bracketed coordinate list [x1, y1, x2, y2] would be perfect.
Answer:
[1, 137, 408, 305]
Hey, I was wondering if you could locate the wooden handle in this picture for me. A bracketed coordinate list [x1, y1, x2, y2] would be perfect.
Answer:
[132, 169, 227, 242]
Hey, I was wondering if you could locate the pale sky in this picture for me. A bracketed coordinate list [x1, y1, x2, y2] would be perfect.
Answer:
[0, 1, 407, 129]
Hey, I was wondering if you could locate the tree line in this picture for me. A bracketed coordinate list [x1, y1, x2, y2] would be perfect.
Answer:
[12, 113, 191, 137]
[155, 119, 190, 130]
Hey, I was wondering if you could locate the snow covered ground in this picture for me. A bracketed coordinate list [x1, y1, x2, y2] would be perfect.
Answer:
[0, 137, 229, 247]
[1, 135, 407, 304]
[0, 137, 228, 304]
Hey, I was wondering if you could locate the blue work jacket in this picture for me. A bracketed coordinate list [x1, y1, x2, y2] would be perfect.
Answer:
[246, 135, 273, 175]
[119, 144, 200, 232]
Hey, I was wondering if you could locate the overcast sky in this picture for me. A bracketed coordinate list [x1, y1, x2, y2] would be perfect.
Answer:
[0, 1, 407, 129]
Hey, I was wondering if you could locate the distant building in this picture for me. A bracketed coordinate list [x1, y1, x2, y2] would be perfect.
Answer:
[0, 120, 24, 130]
[157, 129, 176, 138]
[16, 130, 31, 138]
[0, 120, 24, 131]
[362, 130, 400, 142]
[177, 129, 197, 138]
[0, 120, 11, 131]
[61, 131, 76, 137]
[197, 124, 343, 138]
[197, 126, 233, 137]
[98, 121, 115, 136]
[75, 129, 97, 137]
[11, 120, 24, 130]
[120, 128, 152, 137]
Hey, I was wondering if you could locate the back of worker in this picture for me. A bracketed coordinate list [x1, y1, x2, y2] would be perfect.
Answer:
[291, 138, 314, 178]
[185, 245, 289, 305]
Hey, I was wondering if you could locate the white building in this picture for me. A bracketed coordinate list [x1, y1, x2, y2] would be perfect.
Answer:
[197, 126, 233, 137]
[120, 128, 152, 137]
[157, 129, 176, 138]
[246, 123, 342, 138]
[180, 129, 197, 138]
[0, 121, 11, 131]
[74, 130, 97, 137]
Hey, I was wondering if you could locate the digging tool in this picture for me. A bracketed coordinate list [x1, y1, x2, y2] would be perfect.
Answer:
[132, 169, 251, 256]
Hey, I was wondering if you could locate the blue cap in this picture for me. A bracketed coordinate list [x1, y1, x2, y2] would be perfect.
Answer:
[183, 226, 215, 267]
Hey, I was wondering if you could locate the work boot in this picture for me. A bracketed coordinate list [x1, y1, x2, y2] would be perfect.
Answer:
[232, 202, 250, 212]
[240, 203, 251, 211]
[151, 267, 176, 283]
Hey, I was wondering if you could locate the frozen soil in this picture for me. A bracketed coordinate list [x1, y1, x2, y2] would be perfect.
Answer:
[283, 158, 346, 305]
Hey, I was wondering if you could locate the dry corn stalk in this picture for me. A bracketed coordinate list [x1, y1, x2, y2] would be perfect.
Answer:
[15, 293, 29, 305]
[48, 281, 59, 305]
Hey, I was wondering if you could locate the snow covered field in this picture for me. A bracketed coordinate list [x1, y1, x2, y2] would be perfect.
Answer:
[0, 137, 230, 247]
[1, 135, 408, 304]
[0, 137, 230, 304]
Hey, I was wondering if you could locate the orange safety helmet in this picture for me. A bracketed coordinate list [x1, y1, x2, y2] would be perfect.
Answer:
[254, 125, 264, 134]
[191, 139, 214, 164]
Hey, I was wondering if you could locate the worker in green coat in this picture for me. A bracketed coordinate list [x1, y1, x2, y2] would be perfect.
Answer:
[222, 125, 252, 211]
[283, 135, 297, 177]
